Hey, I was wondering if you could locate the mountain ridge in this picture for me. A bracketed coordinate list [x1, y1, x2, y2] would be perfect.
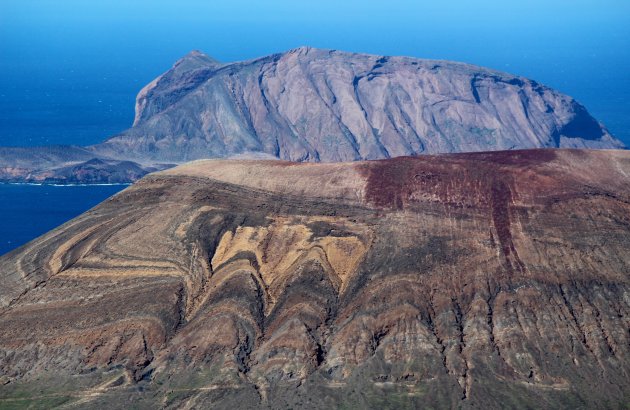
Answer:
[96, 46, 622, 163]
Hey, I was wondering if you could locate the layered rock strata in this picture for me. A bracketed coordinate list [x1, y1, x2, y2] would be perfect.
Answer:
[1, 149, 629, 408]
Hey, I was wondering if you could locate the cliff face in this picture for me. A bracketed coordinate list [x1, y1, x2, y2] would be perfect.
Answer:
[95, 47, 624, 162]
[1, 149, 629, 408]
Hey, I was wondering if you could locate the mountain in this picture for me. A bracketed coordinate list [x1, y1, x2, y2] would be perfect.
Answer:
[0, 146, 168, 184]
[1, 149, 629, 408]
[94, 47, 624, 162]
[0, 47, 625, 183]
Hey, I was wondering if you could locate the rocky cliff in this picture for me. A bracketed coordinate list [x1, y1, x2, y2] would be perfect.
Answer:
[95, 47, 624, 162]
[0, 146, 164, 184]
[0, 47, 624, 184]
[1, 149, 629, 408]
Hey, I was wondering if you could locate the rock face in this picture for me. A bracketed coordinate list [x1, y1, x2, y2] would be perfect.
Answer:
[1, 149, 629, 408]
[95, 47, 624, 162]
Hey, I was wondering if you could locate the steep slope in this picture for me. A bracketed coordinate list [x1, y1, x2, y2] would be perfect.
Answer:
[94, 47, 624, 162]
[1, 149, 629, 408]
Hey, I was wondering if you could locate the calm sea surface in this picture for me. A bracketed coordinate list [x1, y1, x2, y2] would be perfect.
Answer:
[0, 184, 126, 256]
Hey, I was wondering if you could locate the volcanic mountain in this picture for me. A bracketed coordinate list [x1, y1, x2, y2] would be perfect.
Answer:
[0, 47, 624, 183]
[1, 149, 629, 408]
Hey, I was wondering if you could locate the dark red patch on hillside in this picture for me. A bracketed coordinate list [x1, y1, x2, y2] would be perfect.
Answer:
[360, 156, 418, 210]
[440, 148, 558, 166]
[360, 150, 559, 270]
[360, 150, 559, 210]
[491, 179, 524, 271]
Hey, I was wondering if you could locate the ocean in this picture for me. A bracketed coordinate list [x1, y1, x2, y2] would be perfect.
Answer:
[0, 184, 126, 256]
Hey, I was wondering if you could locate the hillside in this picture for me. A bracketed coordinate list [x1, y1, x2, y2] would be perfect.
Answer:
[1, 149, 629, 408]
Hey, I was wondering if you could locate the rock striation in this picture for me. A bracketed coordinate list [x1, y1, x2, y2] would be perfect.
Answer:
[0, 47, 624, 183]
[1, 149, 629, 408]
[96, 47, 624, 162]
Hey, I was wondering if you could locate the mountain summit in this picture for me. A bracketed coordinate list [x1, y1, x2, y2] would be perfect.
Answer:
[95, 47, 623, 162]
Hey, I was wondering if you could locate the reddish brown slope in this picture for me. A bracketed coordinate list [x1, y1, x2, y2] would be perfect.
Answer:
[0, 149, 629, 409]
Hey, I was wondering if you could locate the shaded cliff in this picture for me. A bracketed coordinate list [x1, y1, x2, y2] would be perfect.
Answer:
[96, 47, 624, 162]
[1, 149, 629, 408]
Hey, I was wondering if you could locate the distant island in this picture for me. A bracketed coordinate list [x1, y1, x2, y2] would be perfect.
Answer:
[0, 47, 624, 184]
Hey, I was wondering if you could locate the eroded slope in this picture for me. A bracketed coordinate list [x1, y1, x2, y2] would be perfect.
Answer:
[0, 149, 629, 408]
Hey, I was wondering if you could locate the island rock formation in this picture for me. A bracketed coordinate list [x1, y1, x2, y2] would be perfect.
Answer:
[0, 47, 624, 183]
[1, 149, 629, 408]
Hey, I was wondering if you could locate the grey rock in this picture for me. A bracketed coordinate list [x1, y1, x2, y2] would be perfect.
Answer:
[95, 46, 624, 163]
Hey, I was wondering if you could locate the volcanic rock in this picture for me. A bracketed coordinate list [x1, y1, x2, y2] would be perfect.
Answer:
[0, 47, 624, 184]
[1, 149, 629, 408]
[95, 47, 624, 162]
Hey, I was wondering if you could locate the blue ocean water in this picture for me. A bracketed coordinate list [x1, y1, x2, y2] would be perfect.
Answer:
[0, 184, 126, 256]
